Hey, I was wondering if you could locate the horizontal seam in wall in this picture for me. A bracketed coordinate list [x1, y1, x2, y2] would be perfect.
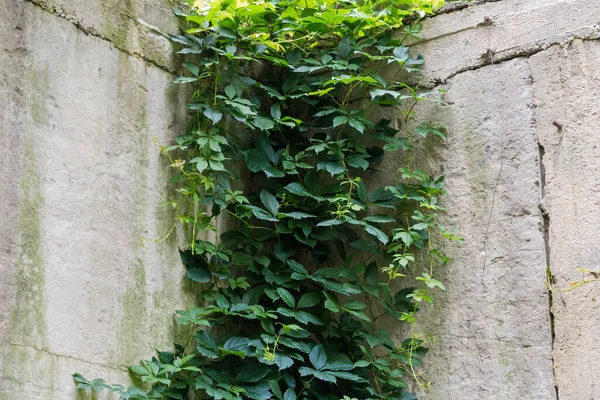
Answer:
[1, 341, 129, 372]
[21, 0, 178, 76]
[432, 29, 600, 84]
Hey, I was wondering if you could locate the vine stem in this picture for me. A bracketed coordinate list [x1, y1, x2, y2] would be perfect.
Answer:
[297, 376, 316, 398]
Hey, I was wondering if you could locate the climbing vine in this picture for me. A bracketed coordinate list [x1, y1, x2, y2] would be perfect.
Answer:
[74, 0, 461, 398]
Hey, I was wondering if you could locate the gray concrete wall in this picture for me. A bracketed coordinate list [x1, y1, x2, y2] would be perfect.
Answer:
[406, 1, 600, 398]
[1, 0, 600, 399]
[0, 0, 196, 398]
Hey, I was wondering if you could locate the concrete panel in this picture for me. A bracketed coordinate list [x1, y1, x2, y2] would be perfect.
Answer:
[391, 59, 556, 399]
[25, 0, 182, 72]
[530, 39, 600, 400]
[411, 0, 600, 82]
[0, 0, 193, 398]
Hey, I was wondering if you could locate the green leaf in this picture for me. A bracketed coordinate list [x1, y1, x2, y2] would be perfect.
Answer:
[319, 161, 345, 176]
[254, 116, 275, 131]
[342, 300, 366, 310]
[204, 107, 223, 124]
[317, 219, 344, 227]
[236, 364, 271, 383]
[260, 189, 279, 216]
[332, 115, 349, 128]
[172, 76, 198, 84]
[309, 344, 327, 370]
[225, 85, 237, 99]
[323, 292, 340, 312]
[182, 62, 200, 76]
[196, 331, 219, 358]
[187, 268, 212, 283]
[282, 212, 315, 219]
[363, 215, 396, 223]
[277, 287, 296, 308]
[364, 224, 389, 244]
[297, 292, 321, 309]
[243, 149, 269, 173]
[346, 154, 369, 170]
[284, 389, 296, 400]
[233, 252, 253, 265]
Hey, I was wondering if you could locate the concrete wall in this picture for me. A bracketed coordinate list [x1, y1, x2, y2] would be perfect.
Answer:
[0, 0, 195, 398]
[407, 1, 600, 399]
[1, 0, 600, 399]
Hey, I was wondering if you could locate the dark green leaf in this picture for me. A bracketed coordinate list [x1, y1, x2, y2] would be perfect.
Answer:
[309, 345, 327, 370]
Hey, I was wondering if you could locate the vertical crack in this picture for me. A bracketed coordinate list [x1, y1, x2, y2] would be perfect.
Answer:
[538, 141, 559, 399]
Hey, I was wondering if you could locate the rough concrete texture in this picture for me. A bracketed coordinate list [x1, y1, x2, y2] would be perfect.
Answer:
[400, 0, 600, 398]
[530, 39, 600, 400]
[412, 0, 600, 83]
[23, 0, 183, 72]
[0, 0, 195, 398]
[2, 0, 600, 398]
[378, 59, 556, 399]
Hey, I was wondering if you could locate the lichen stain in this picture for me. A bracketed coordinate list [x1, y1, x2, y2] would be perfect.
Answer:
[463, 129, 490, 206]
[117, 258, 148, 364]
[7, 140, 47, 347]
[29, 66, 50, 125]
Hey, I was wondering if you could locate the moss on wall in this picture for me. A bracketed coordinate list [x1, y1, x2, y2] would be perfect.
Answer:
[7, 140, 47, 347]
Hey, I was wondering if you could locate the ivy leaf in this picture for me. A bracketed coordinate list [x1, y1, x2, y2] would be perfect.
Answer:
[196, 331, 219, 358]
[263, 166, 285, 178]
[243, 149, 269, 172]
[173, 76, 198, 84]
[182, 62, 200, 76]
[342, 300, 365, 310]
[309, 345, 327, 370]
[317, 219, 344, 227]
[277, 287, 296, 308]
[284, 389, 297, 400]
[282, 212, 315, 219]
[317, 161, 345, 176]
[297, 292, 321, 309]
[254, 117, 276, 131]
[273, 354, 294, 370]
[242, 382, 272, 400]
[236, 364, 271, 383]
[364, 224, 389, 244]
[323, 292, 340, 312]
[233, 252, 253, 265]
[260, 189, 280, 216]
[224, 337, 250, 351]
[332, 116, 349, 128]
[363, 215, 396, 223]
[225, 85, 236, 99]
[187, 268, 212, 283]
[204, 107, 223, 124]
[348, 118, 366, 133]
[346, 154, 369, 170]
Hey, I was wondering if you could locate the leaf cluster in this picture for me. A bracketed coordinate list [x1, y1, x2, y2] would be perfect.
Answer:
[75, 0, 462, 399]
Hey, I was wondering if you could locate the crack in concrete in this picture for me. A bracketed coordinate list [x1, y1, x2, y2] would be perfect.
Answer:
[538, 143, 560, 400]
[429, 25, 600, 85]
[534, 91, 560, 398]
[1, 341, 129, 373]
[22, 0, 178, 76]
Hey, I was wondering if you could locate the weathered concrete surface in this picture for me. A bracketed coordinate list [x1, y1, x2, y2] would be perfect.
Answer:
[530, 39, 600, 400]
[397, 59, 556, 400]
[2, 0, 600, 398]
[412, 0, 600, 83]
[24, 0, 183, 72]
[0, 0, 193, 398]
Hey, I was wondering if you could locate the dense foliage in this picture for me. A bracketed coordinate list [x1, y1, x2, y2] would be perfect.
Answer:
[74, 0, 461, 398]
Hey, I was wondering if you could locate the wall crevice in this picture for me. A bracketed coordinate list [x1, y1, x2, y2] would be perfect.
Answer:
[537, 138, 559, 400]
